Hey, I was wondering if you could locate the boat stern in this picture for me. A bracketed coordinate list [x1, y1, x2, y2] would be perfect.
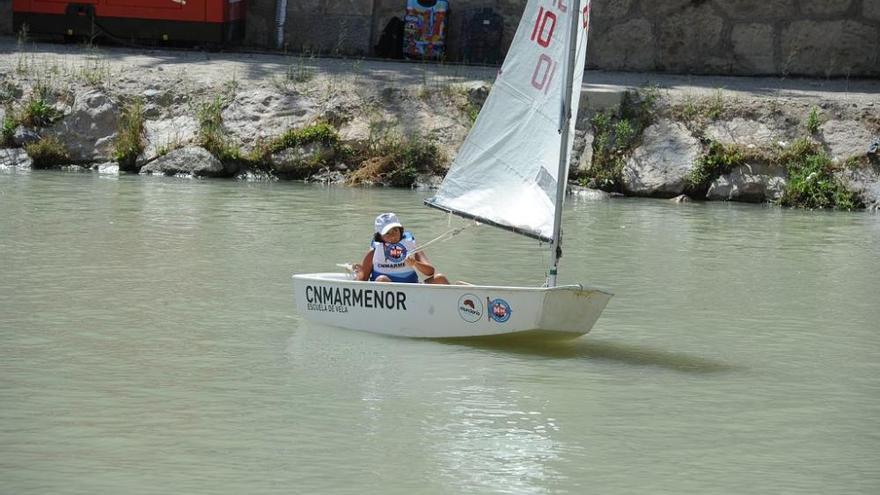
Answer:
[537, 286, 613, 336]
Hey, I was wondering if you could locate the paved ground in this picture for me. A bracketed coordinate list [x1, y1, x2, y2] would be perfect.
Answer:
[2, 37, 878, 107]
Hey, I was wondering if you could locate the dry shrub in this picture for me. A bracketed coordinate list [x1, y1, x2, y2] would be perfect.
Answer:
[348, 156, 394, 185]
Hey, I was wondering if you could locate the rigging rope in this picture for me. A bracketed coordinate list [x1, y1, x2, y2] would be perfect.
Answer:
[411, 221, 477, 254]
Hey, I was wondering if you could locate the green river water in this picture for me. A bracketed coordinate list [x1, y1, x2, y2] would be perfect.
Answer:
[1, 170, 879, 494]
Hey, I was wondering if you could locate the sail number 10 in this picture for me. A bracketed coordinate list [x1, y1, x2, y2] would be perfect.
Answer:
[528, 0, 590, 94]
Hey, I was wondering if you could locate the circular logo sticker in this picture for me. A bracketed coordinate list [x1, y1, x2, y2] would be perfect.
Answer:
[488, 298, 512, 323]
[384, 242, 407, 263]
[457, 293, 483, 323]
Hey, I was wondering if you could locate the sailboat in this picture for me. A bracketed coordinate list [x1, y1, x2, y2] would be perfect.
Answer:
[293, 0, 612, 339]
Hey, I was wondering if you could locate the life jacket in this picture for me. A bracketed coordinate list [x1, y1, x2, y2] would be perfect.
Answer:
[370, 231, 419, 283]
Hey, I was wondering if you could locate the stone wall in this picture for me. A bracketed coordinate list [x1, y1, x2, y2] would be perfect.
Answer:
[1, 0, 12, 36]
[370, 0, 523, 61]
[279, 0, 376, 54]
[257, 0, 880, 77]
[589, 0, 880, 77]
[244, 0, 281, 48]
[3, 0, 876, 76]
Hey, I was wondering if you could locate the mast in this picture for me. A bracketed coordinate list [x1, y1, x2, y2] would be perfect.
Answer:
[547, 0, 582, 287]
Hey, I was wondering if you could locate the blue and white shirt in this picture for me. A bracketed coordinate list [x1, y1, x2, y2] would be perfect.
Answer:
[370, 231, 418, 283]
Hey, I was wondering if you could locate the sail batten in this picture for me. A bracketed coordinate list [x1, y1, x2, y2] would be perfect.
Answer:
[426, 0, 591, 243]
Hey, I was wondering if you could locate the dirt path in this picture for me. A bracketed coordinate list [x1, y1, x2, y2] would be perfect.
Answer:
[3, 37, 878, 106]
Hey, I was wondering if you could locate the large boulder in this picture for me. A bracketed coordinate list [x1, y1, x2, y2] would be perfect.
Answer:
[573, 130, 594, 174]
[222, 89, 319, 151]
[93, 162, 120, 174]
[13, 126, 41, 147]
[706, 163, 788, 202]
[140, 87, 184, 119]
[413, 173, 442, 191]
[270, 142, 332, 176]
[705, 118, 780, 148]
[141, 115, 199, 163]
[622, 119, 701, 197]
[0, 148, 32, 169]
[819, 120, 877, 162]
[139, 146, 226, 177]
[306, 169, 345, 185]
[45, 89, 118, 161]
[837, 162, 880, 211]
[569, 184, 615, 200]
[465, 82, 490, 110]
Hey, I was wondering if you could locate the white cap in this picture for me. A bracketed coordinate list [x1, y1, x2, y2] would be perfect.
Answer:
[374, 212, 403, 235]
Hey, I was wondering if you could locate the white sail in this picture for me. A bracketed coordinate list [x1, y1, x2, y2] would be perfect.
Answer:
[426, 0, 591, 242]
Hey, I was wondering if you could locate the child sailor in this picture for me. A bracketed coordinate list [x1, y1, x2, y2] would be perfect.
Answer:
[354, 212, 449, 284]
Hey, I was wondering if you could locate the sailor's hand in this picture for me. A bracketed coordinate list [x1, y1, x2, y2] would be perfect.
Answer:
[404, 255, 417, 267]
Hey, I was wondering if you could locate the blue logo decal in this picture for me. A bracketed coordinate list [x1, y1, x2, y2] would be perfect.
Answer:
[487, 298, 512, 323]
[384, 243, 408, 263]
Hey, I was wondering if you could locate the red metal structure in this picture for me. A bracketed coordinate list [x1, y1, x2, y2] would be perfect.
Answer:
[13, 0, 245, 44]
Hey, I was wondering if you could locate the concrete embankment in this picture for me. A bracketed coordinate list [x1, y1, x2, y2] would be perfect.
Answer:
[1, 39, 878, 209]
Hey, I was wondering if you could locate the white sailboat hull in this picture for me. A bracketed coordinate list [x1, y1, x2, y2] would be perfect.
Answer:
[293, 273, 612, 339]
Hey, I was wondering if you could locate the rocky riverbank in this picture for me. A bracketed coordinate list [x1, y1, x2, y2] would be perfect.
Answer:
[1, 39, 878, 210]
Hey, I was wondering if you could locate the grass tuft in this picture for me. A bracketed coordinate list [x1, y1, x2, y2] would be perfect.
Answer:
[689, 141, 747, 192]
[25, 136, 69, 169]
[19, 94, 60, 128]
[268, 123, 337, 153]
[806, 106, 821, 134]
[247, 122, 340, 178]
[196, 96, 241, 163]
[2, 113, 15, 146]
[776, 141, 860, 210]
[671, 89, 728, 126]
[577, 88, 658, 191]
[113, 98, 145, 171]
[347, 133, 444, 187]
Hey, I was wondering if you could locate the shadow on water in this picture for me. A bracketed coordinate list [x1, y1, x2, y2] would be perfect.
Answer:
[439, 336, 739, 374]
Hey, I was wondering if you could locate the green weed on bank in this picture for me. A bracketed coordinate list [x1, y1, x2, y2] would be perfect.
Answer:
[687, 136, 861, 210]
[113, 98, 145, 172]
[688, 140, 749, 193]
[196, 96, 242, 164]
[248, 122, 340, 178]
[2, 114, 15, 147]
[25, 136, 69, 169]
[346, 133, 444, 187]
[806, 106, 821, 134]
[777, 139, 861, 210]
[672, 89, 728, 125]
[19, 94, 60, 128]
[578, 88, 659, 191]
[267, 123, 337, 153]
